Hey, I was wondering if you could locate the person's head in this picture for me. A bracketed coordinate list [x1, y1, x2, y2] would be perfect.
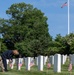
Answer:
[13, 50, 19, 55]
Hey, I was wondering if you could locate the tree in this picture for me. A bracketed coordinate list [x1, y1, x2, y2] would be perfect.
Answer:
[49, 33, 74, 55]
[0, 3, 52, 56]
[65, 33, 74, 54]
[48, 34, 68, 55]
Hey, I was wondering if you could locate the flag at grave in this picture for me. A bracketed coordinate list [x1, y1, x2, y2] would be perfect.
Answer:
[68, 63, 72, 72]
[9, 60, 13, 68]
[18, 60, 22, 67]
[47, 63, 51, 69]
[30, 60, 35, 67]
[9, 63, 12, 68]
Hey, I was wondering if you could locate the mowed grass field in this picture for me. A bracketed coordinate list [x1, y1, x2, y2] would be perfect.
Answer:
[0, 60, 74, 75]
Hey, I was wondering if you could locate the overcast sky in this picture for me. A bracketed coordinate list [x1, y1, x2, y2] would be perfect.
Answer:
[0, 0, 74, 38]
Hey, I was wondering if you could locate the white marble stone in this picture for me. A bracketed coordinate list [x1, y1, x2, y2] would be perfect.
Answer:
[71, 54, 74, 65]
[61, 55, 65, 65]
[30, 57, 35, 67]
[10, 59, 15, 69]
[49, 55, 54, 65]
[17, 58, 22, 70]
[6, 59, 9, 65]
[54, 54, 61, 73]
[69, 54, 72, 64]
[35, 57, 38, 66]
[43, 56, 46, 65]
[64, 55, 67, 63]
[38, 55, 43, 71]
[25, 57, 31, 71]
[45, 56, 48, 63]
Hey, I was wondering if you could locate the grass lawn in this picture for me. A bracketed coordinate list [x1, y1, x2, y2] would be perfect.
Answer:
[0, 60, 74, 75]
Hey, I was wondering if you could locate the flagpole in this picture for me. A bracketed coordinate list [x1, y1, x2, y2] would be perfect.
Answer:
[68, 0, 70, 34]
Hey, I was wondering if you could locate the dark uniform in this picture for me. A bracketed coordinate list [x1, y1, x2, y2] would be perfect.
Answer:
[1, 50, 14, 71]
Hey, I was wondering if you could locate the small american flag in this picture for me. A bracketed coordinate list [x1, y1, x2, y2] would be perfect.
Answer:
[68, 63, 72, 72]
[18, 61, 22, 67]
[61, 2, 67, 8]
[47, 63, 51, 69]
[30, 60, 35, 67]
[9, 63, 12, 68]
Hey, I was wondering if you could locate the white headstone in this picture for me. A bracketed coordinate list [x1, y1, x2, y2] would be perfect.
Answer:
[38, 55, 43, 71]
[30, 57, 34, 62]
[64, 55, 67, 63]
[43, 56, 46, 65]
[69, 54, 72, 64]
[25, 57, 31, 71]
[61, 55, 65, 65]
[49, 55, 54, 65]
[24, 57, 27, 66]
[10, 59, 15, 69]
[45, 56, 48, 63]
[54, 54, 61, 73]
[6, 59, 9, 65]
[17, 58, 22, 70]
[71, 54, 74, 64]
[43, 56, 48, 65]
[35, 57, 38, 66]
[30, 57, 35, 67]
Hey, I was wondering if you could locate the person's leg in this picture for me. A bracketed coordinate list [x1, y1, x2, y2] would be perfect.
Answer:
[1, 62, 5, 72]
[2, 59, 8, 71]
[0, 59, 4, 72]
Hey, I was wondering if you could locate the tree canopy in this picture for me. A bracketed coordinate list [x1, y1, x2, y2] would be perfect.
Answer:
[0, 2, 74, 56]
[0, 2, 52, 56]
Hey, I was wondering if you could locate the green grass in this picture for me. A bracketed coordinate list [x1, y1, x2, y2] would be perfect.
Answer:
[0, 60, 74, 75]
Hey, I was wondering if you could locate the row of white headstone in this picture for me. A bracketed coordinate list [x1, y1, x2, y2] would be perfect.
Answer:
[6, 54, 74, 73]
[49, 54, 67, 65]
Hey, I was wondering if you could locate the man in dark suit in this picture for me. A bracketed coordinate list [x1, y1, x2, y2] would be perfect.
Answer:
[1, 50, 19, 72]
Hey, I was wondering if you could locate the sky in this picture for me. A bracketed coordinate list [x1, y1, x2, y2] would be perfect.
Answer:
[0, 0, 74, 38]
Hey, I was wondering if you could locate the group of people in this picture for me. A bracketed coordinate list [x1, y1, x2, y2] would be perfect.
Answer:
[0, 50, 19, 72]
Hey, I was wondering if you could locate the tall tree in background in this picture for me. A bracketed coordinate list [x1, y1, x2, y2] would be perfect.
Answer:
[0, 3, 52, 56]
[65, 33, 74, 54]
[49, 33, 74, 55]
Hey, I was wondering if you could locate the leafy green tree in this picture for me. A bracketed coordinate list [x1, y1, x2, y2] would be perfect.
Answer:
[0, 3, 52, 56]
[49, 34, 68, 55]
[0, 38, 7, 55]
[65, 33, 74, 54]
[49, 33, 74, 55]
